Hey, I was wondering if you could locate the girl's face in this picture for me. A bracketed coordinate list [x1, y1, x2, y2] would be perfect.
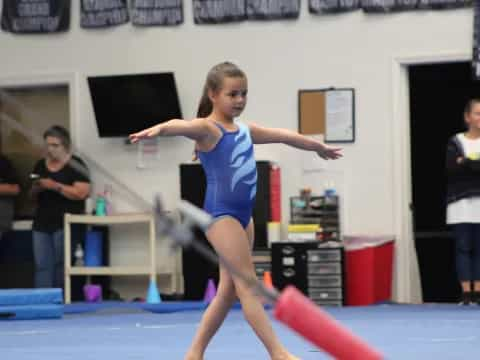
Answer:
[465, 103, 480, 131]
[45, 136, 67, 161]
[210, 76, 248, 119]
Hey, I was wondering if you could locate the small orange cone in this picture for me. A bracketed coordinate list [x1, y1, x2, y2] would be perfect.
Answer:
[263, 271, 273, 289]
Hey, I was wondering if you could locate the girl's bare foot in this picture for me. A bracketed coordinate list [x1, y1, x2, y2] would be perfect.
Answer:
[271, 350, 301, 360]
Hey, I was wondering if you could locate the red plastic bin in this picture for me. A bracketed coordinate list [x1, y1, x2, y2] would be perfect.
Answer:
[344, 235, 395, 306]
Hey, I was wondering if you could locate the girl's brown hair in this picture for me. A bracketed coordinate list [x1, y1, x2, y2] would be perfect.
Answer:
[196, 62, 246, 118]
[193, 62, 246, 161]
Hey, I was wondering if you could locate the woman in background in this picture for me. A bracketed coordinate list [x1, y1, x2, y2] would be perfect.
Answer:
[31, 125, 90, 289]
[446, 98, 480, 305]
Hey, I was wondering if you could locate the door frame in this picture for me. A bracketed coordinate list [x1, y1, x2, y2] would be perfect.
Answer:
[391, 53, 468, 302]
[0, 72, 79, 145]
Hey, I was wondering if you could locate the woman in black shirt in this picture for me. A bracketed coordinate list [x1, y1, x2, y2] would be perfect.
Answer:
[31, 126, 90, 289]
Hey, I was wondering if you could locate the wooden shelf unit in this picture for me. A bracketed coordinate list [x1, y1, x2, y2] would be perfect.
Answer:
[64, 213, 156, 304]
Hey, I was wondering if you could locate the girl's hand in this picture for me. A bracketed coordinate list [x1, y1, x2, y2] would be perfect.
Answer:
[129, 125, 161, 143]
[317, 145, 343, 160]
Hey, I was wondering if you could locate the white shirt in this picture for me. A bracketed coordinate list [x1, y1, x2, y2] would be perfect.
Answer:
[446, 133, 480, 224]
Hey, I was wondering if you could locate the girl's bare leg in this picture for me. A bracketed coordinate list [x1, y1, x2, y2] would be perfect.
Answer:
[184, 219, 256, 360]
[205, 217, 298, 360]
[184, 264, 237, 360]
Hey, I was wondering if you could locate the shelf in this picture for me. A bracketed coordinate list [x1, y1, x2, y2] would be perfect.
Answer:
[290, 195, 341, 252]
[65, 213, 153, 225]
[68, 266, 152, 276]
[64, 212, 158, 304]
[292, 209, 338, 217]
[290, 218, 320, 223]
[253, 255, 271, 262]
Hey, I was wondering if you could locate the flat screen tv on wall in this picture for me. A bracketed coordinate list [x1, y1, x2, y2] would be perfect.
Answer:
[88, 72, 182, 137]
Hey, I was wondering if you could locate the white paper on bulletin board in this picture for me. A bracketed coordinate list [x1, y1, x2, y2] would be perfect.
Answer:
[325, 89, 355, 143]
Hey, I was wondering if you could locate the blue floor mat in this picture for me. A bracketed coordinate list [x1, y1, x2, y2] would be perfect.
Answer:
[63, 300, 272, 314]
[64, 301, 208, 314]
[1, 303, 479, 359]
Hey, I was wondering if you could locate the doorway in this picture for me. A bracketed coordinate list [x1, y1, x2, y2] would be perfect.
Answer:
[409, 61, 480, 302]
[0, 85, 70, 218]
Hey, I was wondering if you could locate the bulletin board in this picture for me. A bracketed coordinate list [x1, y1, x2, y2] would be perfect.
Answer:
[298, 88, 355, 143]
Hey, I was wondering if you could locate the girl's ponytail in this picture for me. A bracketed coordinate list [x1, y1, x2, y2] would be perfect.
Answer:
[196, 85, 213, 118]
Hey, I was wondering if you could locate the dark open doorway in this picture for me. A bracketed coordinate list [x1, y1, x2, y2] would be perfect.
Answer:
[409, 61, 480, 302]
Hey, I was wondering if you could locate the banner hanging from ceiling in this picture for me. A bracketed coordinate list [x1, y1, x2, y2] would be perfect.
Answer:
[1, 0, 71, 33]
[80, 0, 129, 28]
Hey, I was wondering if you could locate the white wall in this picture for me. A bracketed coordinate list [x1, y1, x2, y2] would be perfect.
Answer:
[0, 2, 473, 301]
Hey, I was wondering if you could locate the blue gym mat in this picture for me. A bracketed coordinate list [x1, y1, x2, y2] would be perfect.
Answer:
[0, 289, 64, 320]
[0, 304, 63, 320]
[0, 288, 62, 306]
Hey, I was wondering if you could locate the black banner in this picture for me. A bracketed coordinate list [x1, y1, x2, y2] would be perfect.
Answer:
[81, 0, 129, 28]
[361, 0, 418, 12]
[473, 0, 480, 79]
[361, 0, 470, 12]
[246, 0, 300, 19]
[131, 0, 183, 26]
[193, 0, 247, 24]
[309, 0, 360, 14]
[193, 0, 246, 23]
[417, 0, 471, 10]
[1, 0, 70, 33]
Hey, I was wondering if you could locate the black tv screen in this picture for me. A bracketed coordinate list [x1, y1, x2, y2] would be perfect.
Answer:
[88, 72, 182, 137]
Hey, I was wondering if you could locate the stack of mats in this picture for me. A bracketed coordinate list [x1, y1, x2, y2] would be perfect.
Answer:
[0, 288, 63, 320]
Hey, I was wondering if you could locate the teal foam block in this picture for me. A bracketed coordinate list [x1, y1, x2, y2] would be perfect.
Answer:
[0, 304, 63, 320]
[0, 288, 63, 306]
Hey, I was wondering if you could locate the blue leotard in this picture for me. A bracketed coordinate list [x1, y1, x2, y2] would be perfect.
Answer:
[198, 121, 257, 228]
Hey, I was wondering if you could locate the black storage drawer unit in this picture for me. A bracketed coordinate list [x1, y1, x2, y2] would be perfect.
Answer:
[271, 242, 344, 306]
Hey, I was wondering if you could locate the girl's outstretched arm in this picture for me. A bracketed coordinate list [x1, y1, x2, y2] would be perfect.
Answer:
[249, 122, 342, 160]
[129, 118, 211, 143]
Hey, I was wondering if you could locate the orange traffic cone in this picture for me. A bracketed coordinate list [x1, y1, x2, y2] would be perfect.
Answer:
[263, 271, 273, 289]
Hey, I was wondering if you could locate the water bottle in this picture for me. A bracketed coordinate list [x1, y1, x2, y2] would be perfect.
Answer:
[74, 243, 84, 267]
[324, 181, 337, 205]
[95, 195, 106, 216]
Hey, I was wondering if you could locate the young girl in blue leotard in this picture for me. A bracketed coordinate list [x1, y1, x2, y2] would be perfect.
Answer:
[130, 62, 342, 360]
